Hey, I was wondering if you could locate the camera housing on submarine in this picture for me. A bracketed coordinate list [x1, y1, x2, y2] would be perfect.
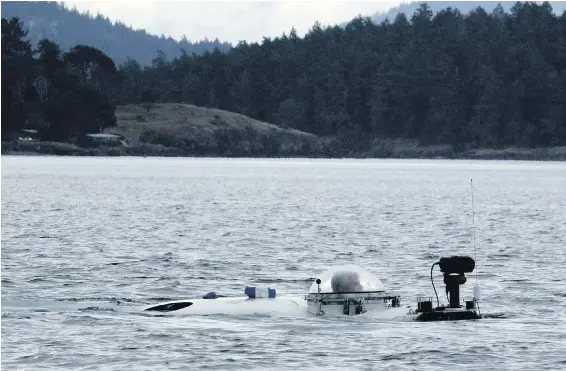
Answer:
[413, 255, 481, 321]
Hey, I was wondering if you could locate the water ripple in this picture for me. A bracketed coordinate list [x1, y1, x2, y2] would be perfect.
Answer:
[2, 157, 566, 370]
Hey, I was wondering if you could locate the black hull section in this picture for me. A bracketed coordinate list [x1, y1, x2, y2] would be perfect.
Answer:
[145, 301, 193, 312]
[414, 309, 481, 322]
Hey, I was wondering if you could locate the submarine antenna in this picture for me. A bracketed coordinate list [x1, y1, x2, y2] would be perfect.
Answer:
[471, 179, 477, 285]
[471, 179, 481, 311]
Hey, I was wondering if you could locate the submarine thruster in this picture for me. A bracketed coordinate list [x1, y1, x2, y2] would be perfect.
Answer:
[411, 255, 482, 322]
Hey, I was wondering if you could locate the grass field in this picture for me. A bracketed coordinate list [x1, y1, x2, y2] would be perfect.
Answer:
[109, 103, 320, 146]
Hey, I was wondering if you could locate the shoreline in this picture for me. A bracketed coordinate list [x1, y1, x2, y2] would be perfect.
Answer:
[3, 141, 566, 161]
[5, 104, 564, 162]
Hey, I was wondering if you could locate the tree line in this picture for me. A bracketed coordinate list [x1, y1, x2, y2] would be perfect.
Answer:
[2, 16, 121, 142]
[0, 1, 232, 66]
[3, 1, 566, 152]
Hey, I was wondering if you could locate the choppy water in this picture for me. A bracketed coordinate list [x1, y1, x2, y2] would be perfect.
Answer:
[2, 156, 565, 370]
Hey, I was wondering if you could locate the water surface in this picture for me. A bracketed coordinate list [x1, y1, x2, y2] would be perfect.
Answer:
[2, 156, 565, 370]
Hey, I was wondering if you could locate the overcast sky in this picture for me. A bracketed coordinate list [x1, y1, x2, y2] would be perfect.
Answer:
[63, 1, 403, 44]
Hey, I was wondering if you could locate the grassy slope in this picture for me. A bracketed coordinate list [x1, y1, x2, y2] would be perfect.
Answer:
[110, 103, 320, 146]
[3, 103, 329, 157]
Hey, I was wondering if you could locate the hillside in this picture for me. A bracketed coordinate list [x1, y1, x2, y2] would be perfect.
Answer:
[112, 1, 566, 151]
[6, 102, 564, 160]
[0, 1, 232, 66]
[365, 1, 566, 24]
[2, 2, 566, 160]
[109, 103, 329, 156]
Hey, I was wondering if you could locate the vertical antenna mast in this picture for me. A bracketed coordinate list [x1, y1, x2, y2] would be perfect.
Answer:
[471, 179, 477, 285]
[471, 179, 480, 307]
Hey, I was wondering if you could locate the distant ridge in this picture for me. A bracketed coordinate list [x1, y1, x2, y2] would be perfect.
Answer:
[364, 1, 566, 24]
[0, 1, 233, 66]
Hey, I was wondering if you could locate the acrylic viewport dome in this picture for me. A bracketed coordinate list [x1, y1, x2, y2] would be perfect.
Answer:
[309, 264, 385, 294]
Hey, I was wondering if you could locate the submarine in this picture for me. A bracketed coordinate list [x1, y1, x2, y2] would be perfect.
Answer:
[143, 255, 482, 322]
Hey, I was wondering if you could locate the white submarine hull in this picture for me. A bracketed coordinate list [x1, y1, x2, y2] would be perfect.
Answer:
[143, 296, 308, 316]
[143, 295, 412, 319]
[144, 264, 405, 318]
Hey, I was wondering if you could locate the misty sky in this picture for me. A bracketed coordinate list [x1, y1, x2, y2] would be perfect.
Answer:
[64, 1, 403, 44]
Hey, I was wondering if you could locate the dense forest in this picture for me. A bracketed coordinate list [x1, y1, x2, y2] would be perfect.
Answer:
[0, 1, 232, 66]
[1, 16, 118, 142]
[119, 1, 566, 149]
[2, 1, 566, 156]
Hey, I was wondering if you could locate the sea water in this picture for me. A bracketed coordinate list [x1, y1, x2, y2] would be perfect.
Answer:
[2, 156, 565, 370]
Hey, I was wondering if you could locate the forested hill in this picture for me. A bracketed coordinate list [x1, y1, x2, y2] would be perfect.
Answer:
[365, 1, 566, 24]
[119, 1, 566, 149]
[0, 1, 233, 66]
[2, 1, 566, 158]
